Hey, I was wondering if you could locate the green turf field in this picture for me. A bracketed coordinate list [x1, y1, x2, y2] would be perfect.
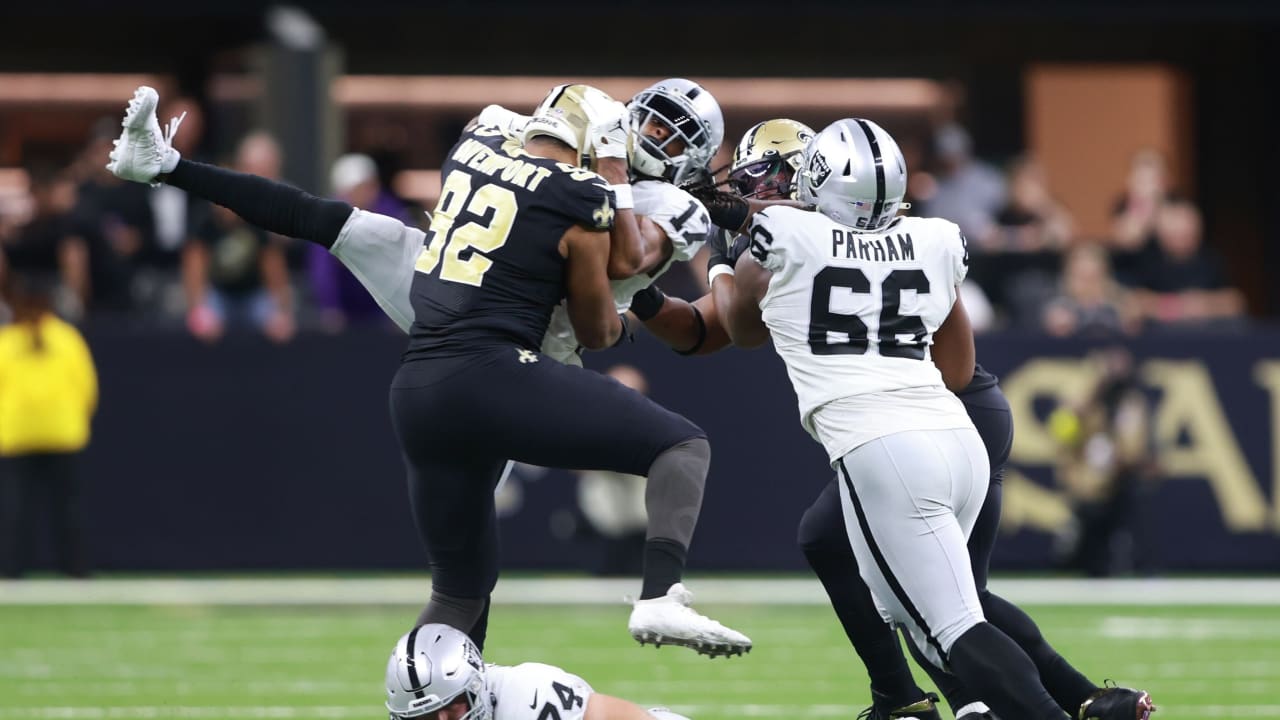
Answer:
[2, 590, 1278, 720]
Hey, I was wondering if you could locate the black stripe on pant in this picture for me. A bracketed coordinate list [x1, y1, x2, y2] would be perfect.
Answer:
[837, 459, 947, 665]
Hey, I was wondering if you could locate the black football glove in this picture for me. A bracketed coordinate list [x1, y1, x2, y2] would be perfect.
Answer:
[707, 228, 750, 275]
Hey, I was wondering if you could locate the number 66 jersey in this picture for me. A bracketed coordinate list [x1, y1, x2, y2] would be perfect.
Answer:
[485, 662, 593, 720]
[747, 207, 976, 464]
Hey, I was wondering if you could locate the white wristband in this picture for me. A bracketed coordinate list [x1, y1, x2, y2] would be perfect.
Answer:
[707, 264, 735, 286]
[610, 183, 634, 210]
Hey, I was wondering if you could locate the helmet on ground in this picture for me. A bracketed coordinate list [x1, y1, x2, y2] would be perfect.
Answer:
[386, 624, 490, 720]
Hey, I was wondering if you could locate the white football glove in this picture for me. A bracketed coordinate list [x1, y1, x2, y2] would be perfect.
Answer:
[582, 94, 630, 161]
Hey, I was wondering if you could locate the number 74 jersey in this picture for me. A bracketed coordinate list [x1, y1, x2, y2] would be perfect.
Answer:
[749, 207, 974, 460]
[484, 662, 593, 720]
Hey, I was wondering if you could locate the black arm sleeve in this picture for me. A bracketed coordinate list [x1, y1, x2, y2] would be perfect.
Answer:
[164, 159, 354, 249]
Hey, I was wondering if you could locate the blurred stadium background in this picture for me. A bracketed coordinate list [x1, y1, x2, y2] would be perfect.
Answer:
[1, 1, 1279, 718]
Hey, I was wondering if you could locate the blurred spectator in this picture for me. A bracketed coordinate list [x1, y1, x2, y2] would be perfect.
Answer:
[0, 163, 90, 320]
[1108, 149, 1178, 282]
[1042, 244, 1140, 338]
[1128, 199, 1246, 328]
[0, 276, 98, 578]
[1047, 347, 1156, 577]
[992, 155, 1074, 253]
[916, 123, 1007, 245]
[572, 364, 650, 576]
[182, 131, 296, 343]
[969, 155, 1074, 325]
[69, 117, 157, 313]
[307, 153, 409, 332]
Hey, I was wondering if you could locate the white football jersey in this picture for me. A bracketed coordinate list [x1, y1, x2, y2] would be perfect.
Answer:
[484, 662, 593, 720]
[541, 180, 710, 364]
[750, 207, 975, 461]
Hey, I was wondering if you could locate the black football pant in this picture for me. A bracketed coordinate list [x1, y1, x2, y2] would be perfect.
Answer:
[389, 346, 704, 645]
[798, 385, 1096, 714]
[0, 452, 87, 578]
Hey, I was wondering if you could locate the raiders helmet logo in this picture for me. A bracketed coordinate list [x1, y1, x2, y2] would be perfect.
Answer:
[809, 150, 832, 190]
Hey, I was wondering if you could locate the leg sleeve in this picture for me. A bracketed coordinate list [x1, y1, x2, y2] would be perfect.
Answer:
[329, 210, 425, 333]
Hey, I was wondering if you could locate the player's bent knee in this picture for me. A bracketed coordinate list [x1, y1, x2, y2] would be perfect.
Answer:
[934, 610, 985, 654]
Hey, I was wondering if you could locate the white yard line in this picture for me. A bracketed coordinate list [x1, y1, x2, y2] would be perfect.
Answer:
[1, 577, 1278, 606]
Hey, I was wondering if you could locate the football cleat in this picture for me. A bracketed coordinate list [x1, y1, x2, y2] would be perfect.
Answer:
[856, 692, 942, 720]
[628, 583, 752, 658]
[106, 86, 185, 186]
[1078, 682, 1155, 720]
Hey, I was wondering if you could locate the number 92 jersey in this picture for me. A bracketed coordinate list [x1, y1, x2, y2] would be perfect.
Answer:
[403, 120, 617, 362]
[484, 662, 593, 720]
[749, 208, 974, 461]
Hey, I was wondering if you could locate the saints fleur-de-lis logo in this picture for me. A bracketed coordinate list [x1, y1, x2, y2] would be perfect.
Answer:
[593, 195, 615, 227]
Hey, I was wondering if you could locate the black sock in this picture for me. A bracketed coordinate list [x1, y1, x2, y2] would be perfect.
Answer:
[805, 547, 922, 708]
[983, 591, 1099, 713]
[415, 590, 487, 640]
[640, 538, 687, 599]
[947, 622, 1068, 720]
[467, 597, 492, 652]
[905, 626, 977, 712]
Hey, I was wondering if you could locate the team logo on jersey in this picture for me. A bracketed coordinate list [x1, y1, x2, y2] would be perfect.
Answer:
[809, 150, 832, 190]
[593, 195, 615, 227]
[517, 349, 539, 364]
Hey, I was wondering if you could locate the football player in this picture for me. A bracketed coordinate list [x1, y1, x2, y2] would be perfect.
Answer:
[684, 118, 1155, 720]
[386, 624, 691, 720]
[106, 84, 750, 658]
[632, 118, 1156, 720]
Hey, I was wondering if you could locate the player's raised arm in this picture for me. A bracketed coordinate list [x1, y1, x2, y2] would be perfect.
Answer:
[580, 96, 657, 279]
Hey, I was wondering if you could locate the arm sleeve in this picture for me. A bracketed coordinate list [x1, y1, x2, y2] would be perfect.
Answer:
[165, 159, 355, 249]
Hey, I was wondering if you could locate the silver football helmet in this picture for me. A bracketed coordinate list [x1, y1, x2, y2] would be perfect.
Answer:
[627, 78, 724, 185]
[798, 118, 907, 232]
[386, 624, 490, 720]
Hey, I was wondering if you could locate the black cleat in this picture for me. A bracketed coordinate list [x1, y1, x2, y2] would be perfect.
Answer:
[1078, 683, 1155, 720]
[856, 692, 942, 720]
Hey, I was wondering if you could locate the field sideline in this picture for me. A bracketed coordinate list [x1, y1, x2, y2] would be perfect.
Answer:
[2, 577, 1278, 720]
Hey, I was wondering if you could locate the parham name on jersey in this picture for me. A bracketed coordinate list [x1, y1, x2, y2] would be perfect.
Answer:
[830, 229, 915, 263]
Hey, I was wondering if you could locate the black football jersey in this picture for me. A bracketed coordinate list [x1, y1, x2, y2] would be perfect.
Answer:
[403, 125, 616, 360]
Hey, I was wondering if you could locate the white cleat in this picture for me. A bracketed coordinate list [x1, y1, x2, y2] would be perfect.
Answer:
[628, 583, 752, 658]
[105, 85, 185, 185]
